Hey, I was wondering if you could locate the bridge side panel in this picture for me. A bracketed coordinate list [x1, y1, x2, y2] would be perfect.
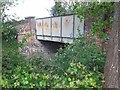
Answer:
[62, 15, 74, 43]
[52, 17, 61, 42]
[36, 15, 84, 43]
[36, 19, 43, 40]
[43, 18, 51, 40]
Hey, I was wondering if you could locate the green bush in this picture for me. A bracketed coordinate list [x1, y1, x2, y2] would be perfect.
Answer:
[1, 61, 50, 88]
[52, 61, 103, 88]
[1, 59, 104, 88]
[28, 52, 51, 74]
[51, 36, 106, 74]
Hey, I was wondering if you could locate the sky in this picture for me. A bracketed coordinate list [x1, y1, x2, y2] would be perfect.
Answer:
[7, 0, 55, 20]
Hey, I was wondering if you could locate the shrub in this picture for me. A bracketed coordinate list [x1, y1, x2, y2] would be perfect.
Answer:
[2, 58, 104, 88]
[51, 36, 106, 74]
[52, 61, 104, 88]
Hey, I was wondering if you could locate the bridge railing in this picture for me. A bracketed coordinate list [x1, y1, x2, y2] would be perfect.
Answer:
[36, 14, 84, 43]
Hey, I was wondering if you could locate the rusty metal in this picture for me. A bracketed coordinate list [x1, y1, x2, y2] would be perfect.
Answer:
[36, 14, 84, 43]
[52, 17, 61, 36]
[43, 18, 51, 36]
[36, 19, 42, 35]
[62, 15, 73, 38]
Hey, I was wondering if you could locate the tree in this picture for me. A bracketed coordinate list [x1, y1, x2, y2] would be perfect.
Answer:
[104, 2, 120, 88]
[50, 2, 66, 16]
[49, 0, 76, 16]
[0, 0, 23, 22]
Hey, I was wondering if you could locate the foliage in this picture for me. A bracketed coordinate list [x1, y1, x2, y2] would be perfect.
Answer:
[0, 0, 23, 22]
[51, 36, 106, 74]
[28, 52, 51, 74]
[1, 19, 31, 87]
[1, 53, 104, 88]
[74, 2, 114, 41]
[1, 19, 50, 88]
[49, 1, 76, 16]
[1, 1, 110, 88]
[52, 61, 103, 88]
[1, 56, 49, 88]
[1, 32, 106, 88]
[50, 2, 67, 16]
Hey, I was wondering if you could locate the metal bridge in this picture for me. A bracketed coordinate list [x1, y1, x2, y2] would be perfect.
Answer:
[36, 14, 84, 43]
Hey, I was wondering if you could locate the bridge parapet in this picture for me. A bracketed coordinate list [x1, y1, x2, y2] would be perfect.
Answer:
[36, 14, 84, 43]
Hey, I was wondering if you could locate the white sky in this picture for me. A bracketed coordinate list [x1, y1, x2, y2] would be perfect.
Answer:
[7, 0, 55, 20]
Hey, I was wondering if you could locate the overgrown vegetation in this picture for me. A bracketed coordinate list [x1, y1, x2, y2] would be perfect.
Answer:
[1, 20, 106, 88]
[1, 1, 115, 89]
[74, 2, 114, 41]
[52, 36, 106, 73]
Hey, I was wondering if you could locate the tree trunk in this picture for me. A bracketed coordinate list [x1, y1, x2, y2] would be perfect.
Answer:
[104, 2, 120, 88]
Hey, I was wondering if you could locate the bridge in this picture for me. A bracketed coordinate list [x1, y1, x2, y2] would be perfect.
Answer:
[36, 14, 84, 43]
[17, 14, 85, 56]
